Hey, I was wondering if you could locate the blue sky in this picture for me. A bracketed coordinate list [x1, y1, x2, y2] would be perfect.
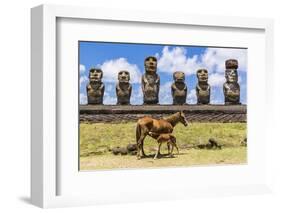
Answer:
[79, 41, 247, 105]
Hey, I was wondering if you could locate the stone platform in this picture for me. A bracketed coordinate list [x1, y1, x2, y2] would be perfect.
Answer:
[80, 105, 247, 123]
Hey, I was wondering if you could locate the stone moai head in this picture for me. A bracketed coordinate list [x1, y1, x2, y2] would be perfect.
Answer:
[142, 56, 160, 104]
[225, 59, 238, 83]
[87, 68, 104, 105]
[118, 70, 130, 83]
[225, 59, 238, 69]
[223, 59, 240, 105]
[116, 70, 132, 105]
[197, 69, 208, 83]
[173, 71, 185, 83]
[196, 69, 210, 105]
[89, 68, 103, 83]
[172, 71, 187, 105]
[144, 56, 157, 74]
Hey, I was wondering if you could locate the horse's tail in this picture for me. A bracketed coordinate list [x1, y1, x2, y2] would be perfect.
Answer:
[136, 123, 141, 144]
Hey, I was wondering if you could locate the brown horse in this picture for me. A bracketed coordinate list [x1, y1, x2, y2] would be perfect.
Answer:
[135, 111, 188, 159]
[151, 133, 179, 159]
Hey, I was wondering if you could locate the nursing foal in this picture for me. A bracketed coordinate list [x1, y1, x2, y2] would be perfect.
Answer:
[136, 111, 188, 160]
[149, 132, 179, 159]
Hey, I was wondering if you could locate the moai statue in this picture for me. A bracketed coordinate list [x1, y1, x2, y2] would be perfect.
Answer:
[196, 69, 210, 104]
[86, 68, 104, 105]
[116, 70, 132, 105]
[171, 71, 187, 105]
[223, 59, 241, 105]
[141, 56, 160, 104]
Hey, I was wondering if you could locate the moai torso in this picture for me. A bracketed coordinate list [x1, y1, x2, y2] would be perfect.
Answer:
[116, 70, 132, 105]
[142, 56, 160, 104]
[87, 68, 104, 105]
[171, 71, 187, 105]
[196, 69, 210, 104]
[223, 59, 240, 105]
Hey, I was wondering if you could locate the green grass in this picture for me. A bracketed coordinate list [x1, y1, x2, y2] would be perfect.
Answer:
[80, 122, 247, 170]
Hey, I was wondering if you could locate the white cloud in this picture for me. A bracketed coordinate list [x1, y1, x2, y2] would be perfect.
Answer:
[80, 75, 88, 86]
[208, 73, 225, 87]
[157, 46, 200, 75]
[130, 86, 143, 105]
[200, 48, 247, 73]
[238, 75, 243, 84]
[102, 83, 116, 105]
[187, 89, 197, 104]
[159, 81, 173, 104]
[209, 87, 224, 104]
[106, 84, 114, 92]
[80, 93, 87, 105]
[80, 64, 86, 73]
[103, 91, 117, 105]
[156, 46, 247, 75]
[98, 58, 142, 83]
[211, 98, 223, 104]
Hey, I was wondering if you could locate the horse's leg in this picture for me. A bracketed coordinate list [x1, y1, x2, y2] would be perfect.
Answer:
[175, 142, 179, 154]
[141, 128, 149, 157]
[137, 141, 142, 160]
[154, 142, 162, 160]
[136, 123, 142, 160]
[167, 143, 170, 155]
[169, 142, 174, 157]
[137, 133, 147, 159]
[172, 136, 179, 154]
[141, 140, 146, 157]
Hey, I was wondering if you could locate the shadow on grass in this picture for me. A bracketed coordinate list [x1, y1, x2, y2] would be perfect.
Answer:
[141, 152, 188, 159]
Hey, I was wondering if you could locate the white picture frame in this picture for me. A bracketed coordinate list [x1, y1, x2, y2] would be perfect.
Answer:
[31, 4, 274, 208]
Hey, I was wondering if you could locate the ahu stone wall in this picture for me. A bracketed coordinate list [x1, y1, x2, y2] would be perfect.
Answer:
[80, 105, 246, 123]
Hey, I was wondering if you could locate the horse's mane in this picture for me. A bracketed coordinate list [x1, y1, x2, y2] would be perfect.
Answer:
[164, 112, 180, 127]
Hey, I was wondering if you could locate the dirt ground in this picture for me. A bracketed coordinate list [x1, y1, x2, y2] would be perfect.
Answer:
[80, 147, 247, 170]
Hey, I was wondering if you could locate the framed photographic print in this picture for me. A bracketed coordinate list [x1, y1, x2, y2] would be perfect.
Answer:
[78, 42, 248, 170]
[31, 4, 274, 208]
